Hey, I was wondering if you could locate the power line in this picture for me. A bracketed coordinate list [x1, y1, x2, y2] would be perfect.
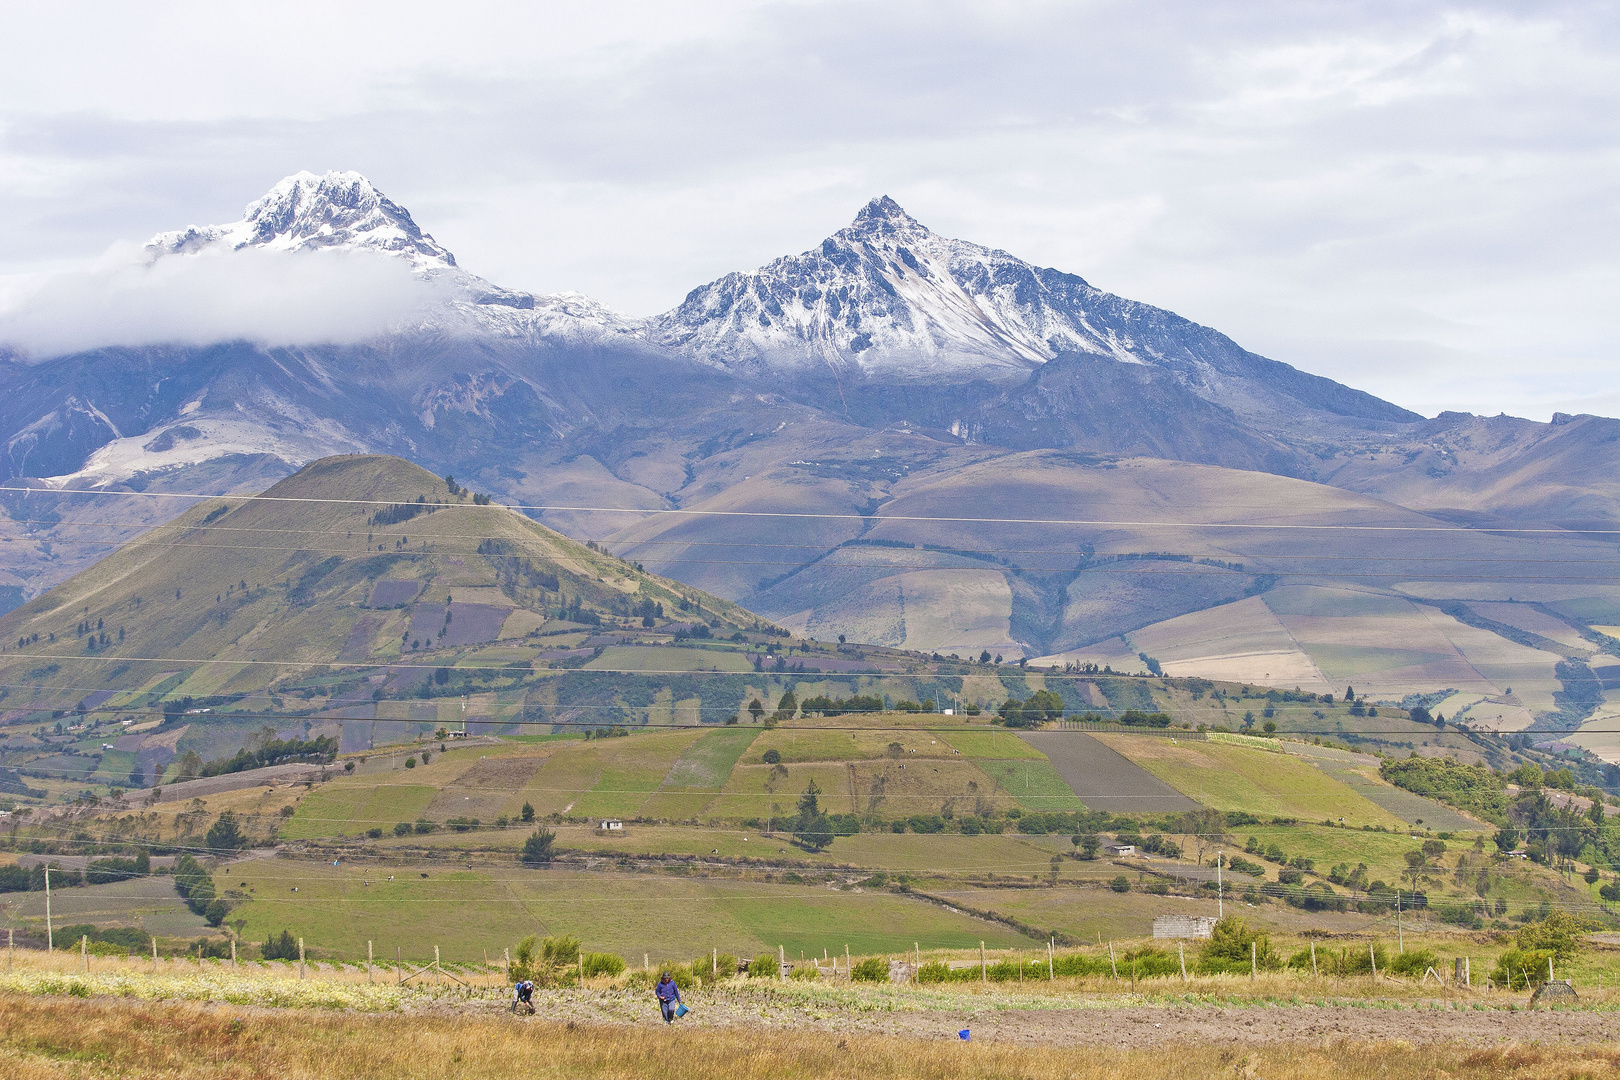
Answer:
[6, 483, 1620, 534]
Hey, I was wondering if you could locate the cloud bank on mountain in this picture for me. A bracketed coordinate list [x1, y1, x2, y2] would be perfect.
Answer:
[0, 243, 447, 359]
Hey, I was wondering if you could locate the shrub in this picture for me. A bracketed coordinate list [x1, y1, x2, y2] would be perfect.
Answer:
[747, 953, 778, 978]
[1517, 911, 1597, 960]
[520, 828, 556, 866]
[365, 828, 383, 839]
[393, 822, 412, 837]
[1492, 948, 1556, 990]
[850, 957, 889, 982]
[1195, 917, 1282, 975]
[761, 749, 782, 765]
[1109, 875, 1130, 893]
[1386, 948, 1439, 978]
[581, 952, 626, 978]
[788, 963, 818, 980]
[262, 930, 299, 961]
[414, 819, 434, 834]
[917, 960, 954, 983]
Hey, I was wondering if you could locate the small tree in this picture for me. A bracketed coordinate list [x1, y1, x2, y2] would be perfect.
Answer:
[521, 802, 535, 823]
[520, 827, 557, 866]
[747, 699, 765, 724]
[204, 811, 247, 853]
[792, 780, 834, 852]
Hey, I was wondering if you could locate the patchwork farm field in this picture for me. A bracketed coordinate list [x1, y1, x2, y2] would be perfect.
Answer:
[223, 860, 1035, 963]
[1094, 735, 1407, 827]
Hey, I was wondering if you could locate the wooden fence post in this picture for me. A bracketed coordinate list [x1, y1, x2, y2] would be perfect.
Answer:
[152, 938, 158, 974]
[577, 950, 584, 988]
[713, 948, 718, 977]
[396, 946, 402, 984]
[1250, 940, 1256, 981]
[643, 953, 647, 975]
[231, 939, 237, 967]
[368, 941, 373, 983]
[1179, 942, 1186, 982]
[778, 944, 785, 980]
[1310, 942, 1317, 978]
[6, 927, 11, 972]
[1109, 942, 1117, 980]
[1048, 941, 1054, 981]
[980, 941, 986, 982]
[81, 934, 87, 973]
[437, 945, 443, 986]
[299, 938, 306, 980]
[1369, 943, 1377, 979]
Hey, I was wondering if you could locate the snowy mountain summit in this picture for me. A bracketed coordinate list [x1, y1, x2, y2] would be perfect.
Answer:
[146, 171, 628, 339]
[649, 195, 1188, 379]
[147, 171, 458, 274]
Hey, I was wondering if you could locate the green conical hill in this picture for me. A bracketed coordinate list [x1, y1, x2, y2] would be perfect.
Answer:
[0, 455, 757, 704]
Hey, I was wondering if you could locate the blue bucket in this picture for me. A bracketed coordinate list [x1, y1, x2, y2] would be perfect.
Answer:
[958, 1029, 970, 1041]
[675, 1003, 690, 1018]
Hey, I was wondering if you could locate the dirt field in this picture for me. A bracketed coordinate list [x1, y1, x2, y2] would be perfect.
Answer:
[1018, 731, 1199, 813]
[467, 986, 1620, 1048]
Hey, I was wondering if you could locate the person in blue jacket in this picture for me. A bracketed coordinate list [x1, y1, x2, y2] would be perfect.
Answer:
[654, 971, 682, 1023]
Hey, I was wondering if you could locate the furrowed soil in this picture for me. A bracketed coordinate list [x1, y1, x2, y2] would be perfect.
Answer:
[4, 991, 1620, 1080]
[417, 985, 1620, 1049]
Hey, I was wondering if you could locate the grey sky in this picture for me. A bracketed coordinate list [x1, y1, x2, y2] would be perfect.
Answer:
[1, 1, 1616, 419]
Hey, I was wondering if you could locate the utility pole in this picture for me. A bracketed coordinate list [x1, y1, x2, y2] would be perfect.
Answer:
[1216, 852, 1223, 919]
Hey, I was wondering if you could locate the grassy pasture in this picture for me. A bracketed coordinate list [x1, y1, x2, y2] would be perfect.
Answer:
[222, 860, 1034, 962]
[1094, 736, 1406, 828]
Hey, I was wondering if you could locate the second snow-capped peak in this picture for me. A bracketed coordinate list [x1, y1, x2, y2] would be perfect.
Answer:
[146, 170, 458, 274]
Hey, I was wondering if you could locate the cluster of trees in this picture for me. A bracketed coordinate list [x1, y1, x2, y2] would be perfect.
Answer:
[198, 735, 338, 778]
[797, 693, 884, 716]
[369, 496, 436, 527]
[996, 690, 1065, 728]
[172, 853, 228, 926]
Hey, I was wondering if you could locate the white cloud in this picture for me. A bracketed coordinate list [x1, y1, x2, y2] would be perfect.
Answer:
[0, 245, 448, 358]
[0, 1, 1616, 418]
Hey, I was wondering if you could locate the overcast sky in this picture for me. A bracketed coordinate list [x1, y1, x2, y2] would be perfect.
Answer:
[1, 0, 1616, 420]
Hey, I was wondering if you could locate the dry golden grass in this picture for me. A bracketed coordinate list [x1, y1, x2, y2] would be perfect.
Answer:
[1, 995, 1619, 1080]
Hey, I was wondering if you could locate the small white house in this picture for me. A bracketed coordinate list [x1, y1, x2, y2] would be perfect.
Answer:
[598, 819, 624, 832]
[1104, 842, 1136, 856]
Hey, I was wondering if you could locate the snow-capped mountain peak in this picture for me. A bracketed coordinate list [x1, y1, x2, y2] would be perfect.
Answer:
[146, 170, 457, 274]
[648, 196, 1161, 378]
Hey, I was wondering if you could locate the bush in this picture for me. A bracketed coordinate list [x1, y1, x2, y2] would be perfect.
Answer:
[1386, 948, 1439, 978]
[414, 819, 435, 834]
[262, 930, 299, 961]
[520, 828, 556, 866]
[1195, 917, 1282, 975]
[394, 822, 412, 837]
[747, 953, 778, 978]
[850, 957, 889, 982]
[1493, 948, 1556, 990]
[581, 952, 626, 978]
[365, 827, 383, 839]
[1517, 911, 1597, 960]
[917, 960, 954, 983]
[1109, 875, 1130, 893]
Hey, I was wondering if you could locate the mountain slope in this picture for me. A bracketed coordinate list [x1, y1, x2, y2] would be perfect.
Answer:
[649, 196, 1419, 432]
[0, 455, 759, 706]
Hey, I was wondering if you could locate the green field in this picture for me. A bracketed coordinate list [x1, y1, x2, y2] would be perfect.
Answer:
[283, 783, 440, 839]
[975, 758, 1087, 813]
[224, 859, 1035, 963]
[1095, 736, 1407, 828]
[941, 729, 1045, 759]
